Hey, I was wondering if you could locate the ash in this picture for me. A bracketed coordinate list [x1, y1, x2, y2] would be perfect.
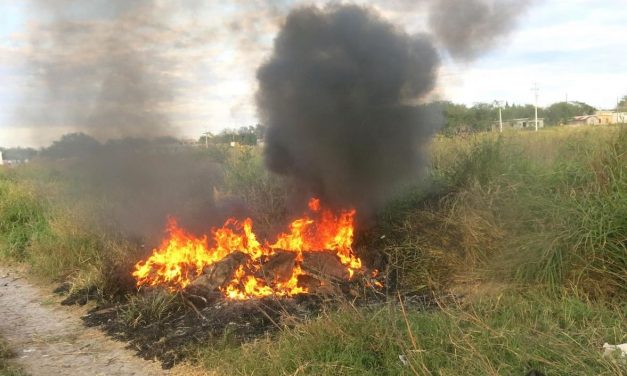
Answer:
[80, 286, 448, 369]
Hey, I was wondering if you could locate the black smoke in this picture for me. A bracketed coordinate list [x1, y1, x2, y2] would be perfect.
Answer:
[257, 5, 442, 217]
[26, 0, 176, 140]
[24, 1, 233, 241]
[428, 0, 534, 61]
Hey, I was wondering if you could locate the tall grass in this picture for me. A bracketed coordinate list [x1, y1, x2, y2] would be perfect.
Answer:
[0, 167, 135, 300]
[1, 126, 625, 374]
[196, 291, 626, 376]
[0, 172, 49, 261]
[379, 126, 626, 298]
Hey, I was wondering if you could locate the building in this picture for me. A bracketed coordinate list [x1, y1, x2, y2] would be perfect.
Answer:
[499, 117, 545, 130]
[568, 115, 600, 126]
[180, 138, 200, 146]
[595, 111, 627, 125]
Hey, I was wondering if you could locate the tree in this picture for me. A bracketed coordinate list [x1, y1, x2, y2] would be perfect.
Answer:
[40, 133, 101, 159]
[543, 101, 595, 126]
[618, 95, 627, 111]
[0, 147, 37, 161]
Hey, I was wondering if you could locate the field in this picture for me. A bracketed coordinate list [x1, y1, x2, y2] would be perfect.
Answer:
[1, 125, 626, 375]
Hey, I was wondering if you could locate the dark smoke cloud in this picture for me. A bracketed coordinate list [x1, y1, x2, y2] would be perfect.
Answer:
[39, 133, 244, 242]
[24, 1, 235, 241]
[25, 0, 181, 140]
[257, 5, 442, 217]
[428, 0, 534, 60]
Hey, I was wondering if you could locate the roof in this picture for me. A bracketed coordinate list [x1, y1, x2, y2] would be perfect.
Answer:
[573, 115, 598, 120]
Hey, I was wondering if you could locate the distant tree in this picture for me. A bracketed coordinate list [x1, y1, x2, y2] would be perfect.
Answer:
[198, 132, 214, 145]
[543, 101, 595, 126]
[470, 103, 498, 131]
[0, 147, 38, 161]
[438, 100, 596, 133]
[441, 101, 473, 133]
[618, 95, 627, 111]
[501, 103, 537, 120]
[40, 133, 101, 159]
[254, 124, 267, 140]
[441, 102, 499, 132]
[207, 126, 261, 145]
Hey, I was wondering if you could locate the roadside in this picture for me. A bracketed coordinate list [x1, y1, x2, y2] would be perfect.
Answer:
[1, 336, 25, 376]
[0, 266, 168, 376]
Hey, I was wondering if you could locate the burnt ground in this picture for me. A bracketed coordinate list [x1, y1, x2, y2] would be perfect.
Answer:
[82, 294, 326, 369]
[71, 283, 448, 370]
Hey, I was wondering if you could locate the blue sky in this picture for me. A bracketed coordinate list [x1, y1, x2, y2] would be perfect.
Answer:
[1, 0, 626, 147]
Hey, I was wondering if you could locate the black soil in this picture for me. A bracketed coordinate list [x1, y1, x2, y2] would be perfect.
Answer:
[82, 294, 327, 369]
[76, 287, 447, 369]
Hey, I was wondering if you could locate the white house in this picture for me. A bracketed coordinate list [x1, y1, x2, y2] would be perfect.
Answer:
[500, 118, 545, 130]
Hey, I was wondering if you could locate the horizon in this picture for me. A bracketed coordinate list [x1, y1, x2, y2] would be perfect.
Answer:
[1, 1, 626, 148]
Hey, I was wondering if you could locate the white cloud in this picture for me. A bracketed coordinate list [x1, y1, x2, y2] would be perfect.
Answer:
[1, 0, 626, 147]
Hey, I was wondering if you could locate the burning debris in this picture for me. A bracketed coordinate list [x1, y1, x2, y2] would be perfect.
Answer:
[132, 198, 379, 300]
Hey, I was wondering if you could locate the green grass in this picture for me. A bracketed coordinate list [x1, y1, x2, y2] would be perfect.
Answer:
[118, 289, 185, 329]
[378, 126, 626, 298]
[0, 174, 49, 261]
[195, 291, 626, 376]
[0, 167, 135, 300]
[0, 338, 26, 376]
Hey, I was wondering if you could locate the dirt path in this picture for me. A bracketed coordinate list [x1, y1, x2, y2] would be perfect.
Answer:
[0, 267, 169, 376]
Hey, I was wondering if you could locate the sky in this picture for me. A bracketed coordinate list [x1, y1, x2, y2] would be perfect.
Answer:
[0, 0, 626, 148]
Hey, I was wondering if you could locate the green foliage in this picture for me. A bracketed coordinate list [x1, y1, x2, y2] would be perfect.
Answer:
[0, 147, 37, 161]
[119, 290, 184, 329]
[202, 124, 266, 146]
[40, 132, 101, 159]
[544, 101, 596, 125]
[439, 100, 597, 133]
[0, 168, 134, 298]
[0, 338, 26, 376]
[0, 172, 49, 260]
[196, 292, 626, 376]
[441, 101, 506, 133]
[506, 127, 627, 296]
[374, 127, 626, 298]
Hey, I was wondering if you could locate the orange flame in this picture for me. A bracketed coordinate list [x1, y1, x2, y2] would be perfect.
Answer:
[132, 198, 362, 299]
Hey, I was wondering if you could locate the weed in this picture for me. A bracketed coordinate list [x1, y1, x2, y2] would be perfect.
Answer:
[119, 289, 185, 329]
[0, 338, 26, 376]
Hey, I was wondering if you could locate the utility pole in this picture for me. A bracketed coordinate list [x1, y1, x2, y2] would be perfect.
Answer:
[495, 100, 503, 132]
[499, 105, 503, 133]
[532, 83, 539, 131]
[202, 130, 210, 148]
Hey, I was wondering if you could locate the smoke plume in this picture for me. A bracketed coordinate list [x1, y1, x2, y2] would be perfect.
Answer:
[258, 2, 533, 217]
[25, 1, 235, 241]
[26, 0, 176, 139]
[257, 5, 442, 217]
[428, 0, 533, 60]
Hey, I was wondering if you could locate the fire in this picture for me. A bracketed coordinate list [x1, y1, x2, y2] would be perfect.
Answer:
[132, 198, 363, 299]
